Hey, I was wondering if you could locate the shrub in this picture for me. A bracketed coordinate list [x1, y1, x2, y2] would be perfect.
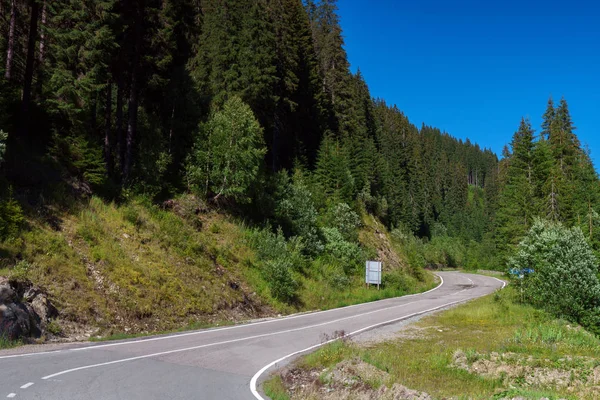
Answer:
[328, 202, 361, 242]
[509, 218, 600, 333]
[423, 236, 466, 268]
[382, 269, 412, 292]
[0, 130, 7, 162]
[0, 189, 23, 240]
[275, 173, 323, 256]
[249, 227, 306, 302]
[264, 258, 298, 302]
[322, 227, 363, 274]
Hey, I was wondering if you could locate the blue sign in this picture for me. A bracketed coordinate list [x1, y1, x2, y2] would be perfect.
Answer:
[509, 268, 534, 277]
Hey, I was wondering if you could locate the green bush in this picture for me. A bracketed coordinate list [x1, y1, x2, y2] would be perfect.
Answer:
[382, 269, 412, 292]
[0, 190, 23, 240]
[250, 227, 306, 302]
[424, 236, 466, 268]
[0, 130, 7, 162]
[51, 132, 106, 189]
[275, 173, 323, 256]
[321, 227, 363, 274]
[264, 258, 298, 302]
[328, 202, 361, 242]
[509, 218, 600, 334]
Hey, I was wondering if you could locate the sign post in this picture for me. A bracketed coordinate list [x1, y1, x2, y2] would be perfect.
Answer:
[365, 261, 382, 290]
[509, 267, 534, 302]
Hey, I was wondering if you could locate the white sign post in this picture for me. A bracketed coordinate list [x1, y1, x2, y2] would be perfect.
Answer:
[365, 261, 382, 290]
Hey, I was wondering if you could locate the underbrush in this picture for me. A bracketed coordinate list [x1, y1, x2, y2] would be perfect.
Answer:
[0, 334, 21, 350]
[0, 194, 434, 340]
[269, 287, 600, 399]
[0, 195, 262, 336]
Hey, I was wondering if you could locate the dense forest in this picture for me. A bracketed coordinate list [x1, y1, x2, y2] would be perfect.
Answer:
[0, 0, 498, 245]
[0, 0, 599, 338]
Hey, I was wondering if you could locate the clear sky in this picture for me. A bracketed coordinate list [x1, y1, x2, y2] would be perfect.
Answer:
[336, 0, 600, 163]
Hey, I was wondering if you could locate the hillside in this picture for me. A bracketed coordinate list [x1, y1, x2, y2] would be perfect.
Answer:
[0, 195, 434, 342]
[2, 0, 597, 349]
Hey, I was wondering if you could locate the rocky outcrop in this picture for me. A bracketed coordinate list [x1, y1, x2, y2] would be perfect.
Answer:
[0, 277, 57, 341]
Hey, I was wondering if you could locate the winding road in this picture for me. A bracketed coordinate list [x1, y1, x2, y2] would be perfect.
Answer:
[0, 272, 504, 400]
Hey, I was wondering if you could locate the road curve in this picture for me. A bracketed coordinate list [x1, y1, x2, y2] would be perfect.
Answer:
[0, 272, 504, 400]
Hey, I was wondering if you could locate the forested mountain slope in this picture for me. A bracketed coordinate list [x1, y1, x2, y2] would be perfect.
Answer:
[1, 0, 596, 341]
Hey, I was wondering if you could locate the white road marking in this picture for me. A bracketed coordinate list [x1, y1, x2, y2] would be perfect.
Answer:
[2, 276, 447, 361]
[250, 273, 506, 399]
[250, 290, 488, 398]
[20, 383, 34, 389]
[6, 394, 16, 398]
[493, 277, 507, 289]
[41, 298, 430, 380]
[0, 351, 62, 360]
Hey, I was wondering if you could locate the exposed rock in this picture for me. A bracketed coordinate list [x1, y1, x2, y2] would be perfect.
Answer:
[282, 358, 432, 400]
[0, 277, 15, 303]
[0, 277, 58, 341]
[0, 302, 41, 340]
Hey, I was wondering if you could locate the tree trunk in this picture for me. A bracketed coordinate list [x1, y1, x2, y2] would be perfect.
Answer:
[104, 82, 113, 176]
[123, 3, 144, 182]
[21, 0, 40, 136]
[116, 75, 125, 172]
[4, 0, 17, 80]
[90, 91, 98, 133]
[124, 77, 138, 182]
[168, 105, 175, 153]
[36, 0, 47, 97]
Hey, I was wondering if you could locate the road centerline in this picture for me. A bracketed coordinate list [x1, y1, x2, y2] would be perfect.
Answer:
[40, 298, 431, 381]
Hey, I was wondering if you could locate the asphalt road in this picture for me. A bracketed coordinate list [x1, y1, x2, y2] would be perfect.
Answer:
[0, 272, 504, 400]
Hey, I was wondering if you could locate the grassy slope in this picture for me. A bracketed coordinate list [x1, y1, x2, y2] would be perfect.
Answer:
[267, 286, 600, 400]
[0, 196, 434, 340]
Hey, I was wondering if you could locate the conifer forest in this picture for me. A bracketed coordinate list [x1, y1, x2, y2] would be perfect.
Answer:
[0, 0, 599, 337]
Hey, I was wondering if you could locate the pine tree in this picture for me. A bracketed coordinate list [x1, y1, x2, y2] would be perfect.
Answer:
[541, 96, 555, 140]
[315, 134, 354, 203]
[311, 0, 353, 136]
[495, 118, 537, 255]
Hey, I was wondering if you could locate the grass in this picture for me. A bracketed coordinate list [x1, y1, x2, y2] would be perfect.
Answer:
[269, 287, 600, 399]
[0, 335, 21, 350]
[0, 195, 261, 336]
[89, 319, 237, 342]
[263, 376, 291, 400]
[0, 194, 435, 341]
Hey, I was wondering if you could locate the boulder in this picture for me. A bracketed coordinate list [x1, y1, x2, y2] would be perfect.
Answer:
[0, 278, 15, 303]
[0, 302, 41, 340]
[0, 278, 57, 341]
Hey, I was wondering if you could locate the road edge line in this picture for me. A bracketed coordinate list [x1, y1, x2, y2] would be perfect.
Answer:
[250, 273, 510, 400]
[1, 271, 445, 359]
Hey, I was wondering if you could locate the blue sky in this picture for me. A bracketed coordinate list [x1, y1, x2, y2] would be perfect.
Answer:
[336, 0, 600, 162]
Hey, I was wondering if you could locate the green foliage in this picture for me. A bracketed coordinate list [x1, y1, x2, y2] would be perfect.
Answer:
[327, 202, 361, 242]
[275, 171, 323, 256]
[0, 130, 7, 162]
[187, 97, 266, 203]
[263, 258, 298, 303]
[51, 132, 106, 189]
[250, 227, 304, 302]
[0, 190, 24, 240]
[509, 218, 600, 333]
[321, 227, 363, 274]
[496, 97, 600, 262]
[315, 135, 355, 203]
[424, 236, 466, 268]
